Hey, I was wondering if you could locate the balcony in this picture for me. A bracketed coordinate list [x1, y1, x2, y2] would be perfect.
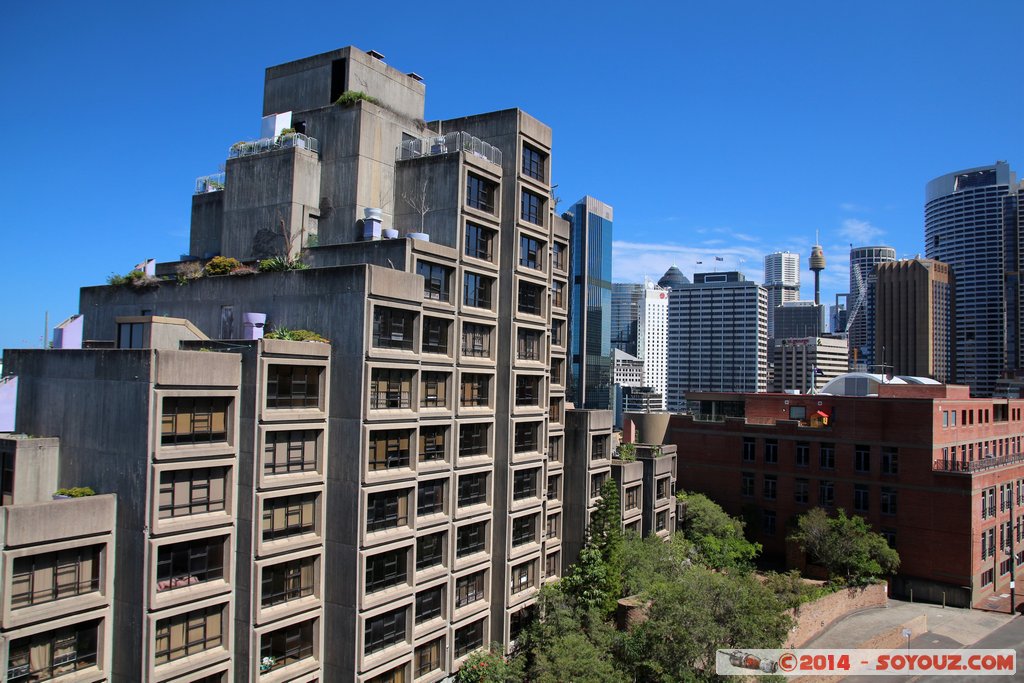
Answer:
[194, 173, 225, 194]
[229, 133, 320, 159]
[934, 451, 1024, 474]
[396, 131, 502, 166]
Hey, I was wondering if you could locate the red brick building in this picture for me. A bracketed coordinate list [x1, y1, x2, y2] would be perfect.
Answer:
[663, 377, 1024, 609]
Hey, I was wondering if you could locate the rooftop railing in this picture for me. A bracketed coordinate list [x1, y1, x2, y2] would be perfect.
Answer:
[396, 131, 502, 166]
[229, 133, 319, 159]
[195, 173, 225, 194]
[934, 451, 1024, 473]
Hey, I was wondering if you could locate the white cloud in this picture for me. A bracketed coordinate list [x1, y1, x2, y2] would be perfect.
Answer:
[838, 218, 885, 244]
[840, 202, 869, 213]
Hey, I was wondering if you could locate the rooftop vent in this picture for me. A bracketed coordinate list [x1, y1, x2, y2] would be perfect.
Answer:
[367, 50, 386, 61]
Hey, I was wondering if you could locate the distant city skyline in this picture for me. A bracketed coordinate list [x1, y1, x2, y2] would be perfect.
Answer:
[2, 3, 1023, 351]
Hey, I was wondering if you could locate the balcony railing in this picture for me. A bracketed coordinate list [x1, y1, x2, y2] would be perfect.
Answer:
[934, 451, 1024, 473]
[396, 131, 502, 166]
[195, 173, 225, 194]
[229, 133, 319, 159]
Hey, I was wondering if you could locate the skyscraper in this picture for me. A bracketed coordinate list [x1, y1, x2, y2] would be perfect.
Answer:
[611, 283, 643, 356]
[566, 197, 613, 409]
[637, 280, 669, 410]
[764, 251, 800, 339]
[666, 271, 767, 411]
[925, 162, 1021, 396]
[848, 245, 896, 369]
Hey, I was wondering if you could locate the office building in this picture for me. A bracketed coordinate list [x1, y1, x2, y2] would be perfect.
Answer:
[925, 162, 1021, 396]
[848, 246, 896, 370]
[875, 258, 954, 382]
[636, 281, 669, 410]
[770, 336, 849, 393]
[764, 251, 801, 340]
[657, 265, 688, 290]
[774, 301, 824, 340]
[661, 377, 1024, 609]
[611, 284, 643, 357]
[566, 197, 613, 410]
[666, 271, 768, 411]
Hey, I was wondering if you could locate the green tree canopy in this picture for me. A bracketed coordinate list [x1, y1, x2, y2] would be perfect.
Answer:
[676, 491, 761, 570]
[788, 507, 900, 585]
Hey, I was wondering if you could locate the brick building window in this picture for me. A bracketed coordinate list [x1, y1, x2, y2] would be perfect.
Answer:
[741, 472, 754, 497]
[819, 444, 835, 470]
[795, 442, 809, 467]
[762, 510, 776, 535]
[819, 480, 835, 507]
[881, 487, 897, 516]
[764, 440, 778, 464]
[854, 484, 869, 512]
[881, 447, 899, 474]
[854, 446, 870, 472]
[763, 475, 777, 500]
[981, 568, 994, 587]
[794, 478, 809, 504]
[742, 438, 755, 462]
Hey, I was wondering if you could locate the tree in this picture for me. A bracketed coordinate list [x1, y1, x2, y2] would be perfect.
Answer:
[531, 632, 626, 683]
[562, 479, 625, 614]
[676, 491, 761, 570]
[789, 508, 900, 585]
[454, 644, 521, 683]
[619, 532, 694, 596]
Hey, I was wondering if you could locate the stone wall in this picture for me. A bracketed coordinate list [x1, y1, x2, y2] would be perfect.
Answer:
[785, 583, 888, 647]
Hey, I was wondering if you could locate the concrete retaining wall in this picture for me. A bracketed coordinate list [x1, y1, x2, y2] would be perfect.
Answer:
[785, 583, 888, 647]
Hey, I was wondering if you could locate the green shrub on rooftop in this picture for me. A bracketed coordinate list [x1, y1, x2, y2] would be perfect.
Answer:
[335, 90, 381, 107]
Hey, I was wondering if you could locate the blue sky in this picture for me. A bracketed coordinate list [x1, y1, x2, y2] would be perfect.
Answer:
[3, 1, 1023, 350]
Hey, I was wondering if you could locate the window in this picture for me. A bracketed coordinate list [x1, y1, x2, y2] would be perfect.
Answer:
[419, 426, 447, 463]
[161, 397, 229, 445]
[158, 467, 228, 518]
[1, 451, 13, 505]
[416, 533, 445, 571]
[763, 475, 777, 500]
[156, 538, 223, 593]
[154, 605, 224, 665]
[982, 488, 995, 519]
[262, 556, 316, 606]
[854, 484, 869, 512]
[373, 307, 416, 350]
[260, 620, 314, 673]
[465, 223, 495, 261]
[118, 321, 145, 348]
[741, 472, 755, 497]
[656, 477, 670, 500]
[456, 522, 487, 557]
[364, 606, 407, 655]
[656, 510, 668, 532]
[463, 272, 494, 309]
[7, 621, 99, 681]
[366, 490, 409, 533]
[819, 480, 835, 507]
[881, 447, 899, 474]
[370, 368, 414, 409]
[546, 513, 561, 539]
[549, 398, 562, 424]
[820, 443, 835, 469]
[417, 261, 452, 302]
[263, 493, 317, 541]
[458, 473, 488, 507]
[511, 560, 535, 594]
[550, 359, 563, 386]
[420, 373, 448, 409]
[522, 143, 546, 181]
[552, 242, 567, 271]
[12, 546, 102, 607]
[516, 375, 542, 406]
[514, 422, 540, 453]
[368, 665, 406, 683]
[462, 322, 492, 357]
[795, 442, 809, 467]
[545, 551, 560, 577]
[461, 374, 490, 408]
[418, 480, 446, 516]
[415, 637, 444, 678]
[521, 189, 544, 225]
[459, 423, 489, 458]
[512, 515, 537, 546]
[789, 405, 807, 420]
[517, 328, 543, 361]
[590, 473, 607, 499]
[742, 438, 755, 462]
[368, 429, 413, 470]
[625, 486, 640, 510]
[513, 469, 538, 500]
[794, 478, 809, 504]
[422, 317, 450, 355]
[881, 529, 897, 549]
[881, 487, 897, 516]
[552, 281, 565, 309]
[855, 446, 871, 472]
[456, 571, 486, 607]
[547, 474, 561, 501]
[466, 173, 496, 213]
[520, 235, 543, 270]
[264, 430, 320, 475]
[267, 365, 322, 408]
[764, 439, 778, 464]
[551, 320, 564, 347]
[981, 568, 994, 587]
[548, 436, 562, 463]
[416, 586, 444, 623]
[517, 281, 544, 316]
[366, 548, 408, 594]
[592, 436, 608, 460]
[454, 619, 485, 658]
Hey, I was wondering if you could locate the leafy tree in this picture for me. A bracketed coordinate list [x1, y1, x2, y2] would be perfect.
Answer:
[619, 532, 694, 596]
[562, 479, 625, 614]
[789, 507, 900, 585]
[454, 644, 521, 683]
[531, 632, 626, 683]
[676, 491, 761, 570]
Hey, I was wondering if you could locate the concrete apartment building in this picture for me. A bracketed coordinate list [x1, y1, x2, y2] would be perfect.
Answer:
[0, 46, 650, 682]
[1, 435, 116, 683]
[661, 375, 1024, 608]
[875, 258, 954, 383]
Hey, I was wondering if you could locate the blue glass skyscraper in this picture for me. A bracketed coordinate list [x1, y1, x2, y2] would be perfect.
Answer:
[566, 196, 613, 409]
